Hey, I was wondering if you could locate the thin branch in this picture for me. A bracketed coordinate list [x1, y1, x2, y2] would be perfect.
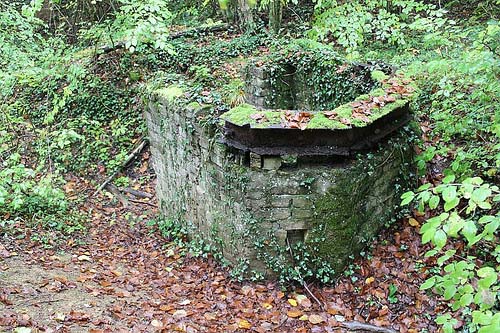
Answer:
[92, 139, 147, 197]
[342, 321, 398, 333]
[286, 238, 325, 311]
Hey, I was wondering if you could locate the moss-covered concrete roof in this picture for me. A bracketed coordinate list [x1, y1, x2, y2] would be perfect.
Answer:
[220, 74, 414, 130]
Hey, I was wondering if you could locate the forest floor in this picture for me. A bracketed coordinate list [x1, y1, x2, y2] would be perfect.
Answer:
[0, 148, 446, 333]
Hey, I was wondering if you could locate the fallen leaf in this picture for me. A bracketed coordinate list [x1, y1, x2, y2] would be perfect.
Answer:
[111, 270, 122, 277]
[308, 314, 325, 324]
[54, 312, 66, 322]
[204, 312, 217, 320]
[13, 328, 32, 333]
[238, 319, 252, 329]
[77, 255, 92, 262]
[288, 298, 298, 307]
[365, 277, 375, 285]
[379, 306, 389, 316]
[324, 111, 338, 120]
[173, 309, 188, 319]
[250, 113, 268, 124]
[340, 118, 352, 126]
[409, 218, 420, 227]
[287, 310, 302, 318]
[241, 285, 253, 296]
[151, 319, 163, 328]
[262, 302, 273, 310]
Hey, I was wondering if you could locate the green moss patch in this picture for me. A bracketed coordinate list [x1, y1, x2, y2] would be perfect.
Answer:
[220, 103, 283, 127]
[155, 85, 184, 102]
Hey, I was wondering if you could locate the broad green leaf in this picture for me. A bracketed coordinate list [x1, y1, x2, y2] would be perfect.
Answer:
[462, 220, 478, 245]
[433, 229, 447, 248]
[419, 190, 431, 203]
[444, 197, 459, 211]
[422, 228, 435, 244]
[437, 250, 456, 266]
[442, 186, 457, 202]
[473, 310, 492, 326]
[400, 191, 415, 205]
[471, 187, 492, 204]
[425, 249, 438, 257]
[484, 219, 499, 236]
[477, 200, 492, 210]
[461, 183, 474, 199]
[446, 212, 464, 237]
[459, 293, 473, 307]
[443, 174, 455, 184]
[417, 183, 432, 191]
[475, 289, 496, 310]
[420, 276, 436, 290]
[436, 314, 450, 324]
[429, 194, 440, 209]
[477, 267, 497, 289]
[479, 216, 495, 224]
[467, 177, 484, 185]
[444, 288, 457, 305]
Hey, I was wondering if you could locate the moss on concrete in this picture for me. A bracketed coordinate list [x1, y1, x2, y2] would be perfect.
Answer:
[222, 88, 410, 130]
[220, 103, 282, 127]
[306, 134, 414, 272]
[371, 70, 389, 82]
[155, 85, 184, 102]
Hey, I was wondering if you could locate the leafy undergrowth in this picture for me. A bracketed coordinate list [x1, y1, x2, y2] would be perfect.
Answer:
[1, 151, 442, 333]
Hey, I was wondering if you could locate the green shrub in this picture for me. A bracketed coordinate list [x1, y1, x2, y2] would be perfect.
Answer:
[401, 176, 499, 332]
[310, 0, 450, 57]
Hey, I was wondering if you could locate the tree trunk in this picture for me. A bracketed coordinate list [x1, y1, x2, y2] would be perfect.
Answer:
[237, 0, 254, 31]
[269, 0, 282, 34]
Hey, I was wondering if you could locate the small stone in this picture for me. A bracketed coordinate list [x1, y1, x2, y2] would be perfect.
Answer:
[270, 208, 291, 221]
[292, 209, 313, 219]
[250, 153, 262, 169]
[292, 196, 311, 208]
[269, 195, 293, 208]
[262, 156, 282, 170]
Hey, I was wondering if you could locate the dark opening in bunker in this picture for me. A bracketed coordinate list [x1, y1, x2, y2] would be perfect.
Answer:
[287, 229, 307, 247]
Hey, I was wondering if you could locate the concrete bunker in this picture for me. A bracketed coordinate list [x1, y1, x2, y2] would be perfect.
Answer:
[145, 48, 415, 280]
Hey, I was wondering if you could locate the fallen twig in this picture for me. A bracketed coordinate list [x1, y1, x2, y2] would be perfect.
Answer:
[128, 198, 157, 208]
[106, 183, 129, 208]
[121, 187, 153, 199]
[342, 321, 398, 333]
[93, 140, 147, 197]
